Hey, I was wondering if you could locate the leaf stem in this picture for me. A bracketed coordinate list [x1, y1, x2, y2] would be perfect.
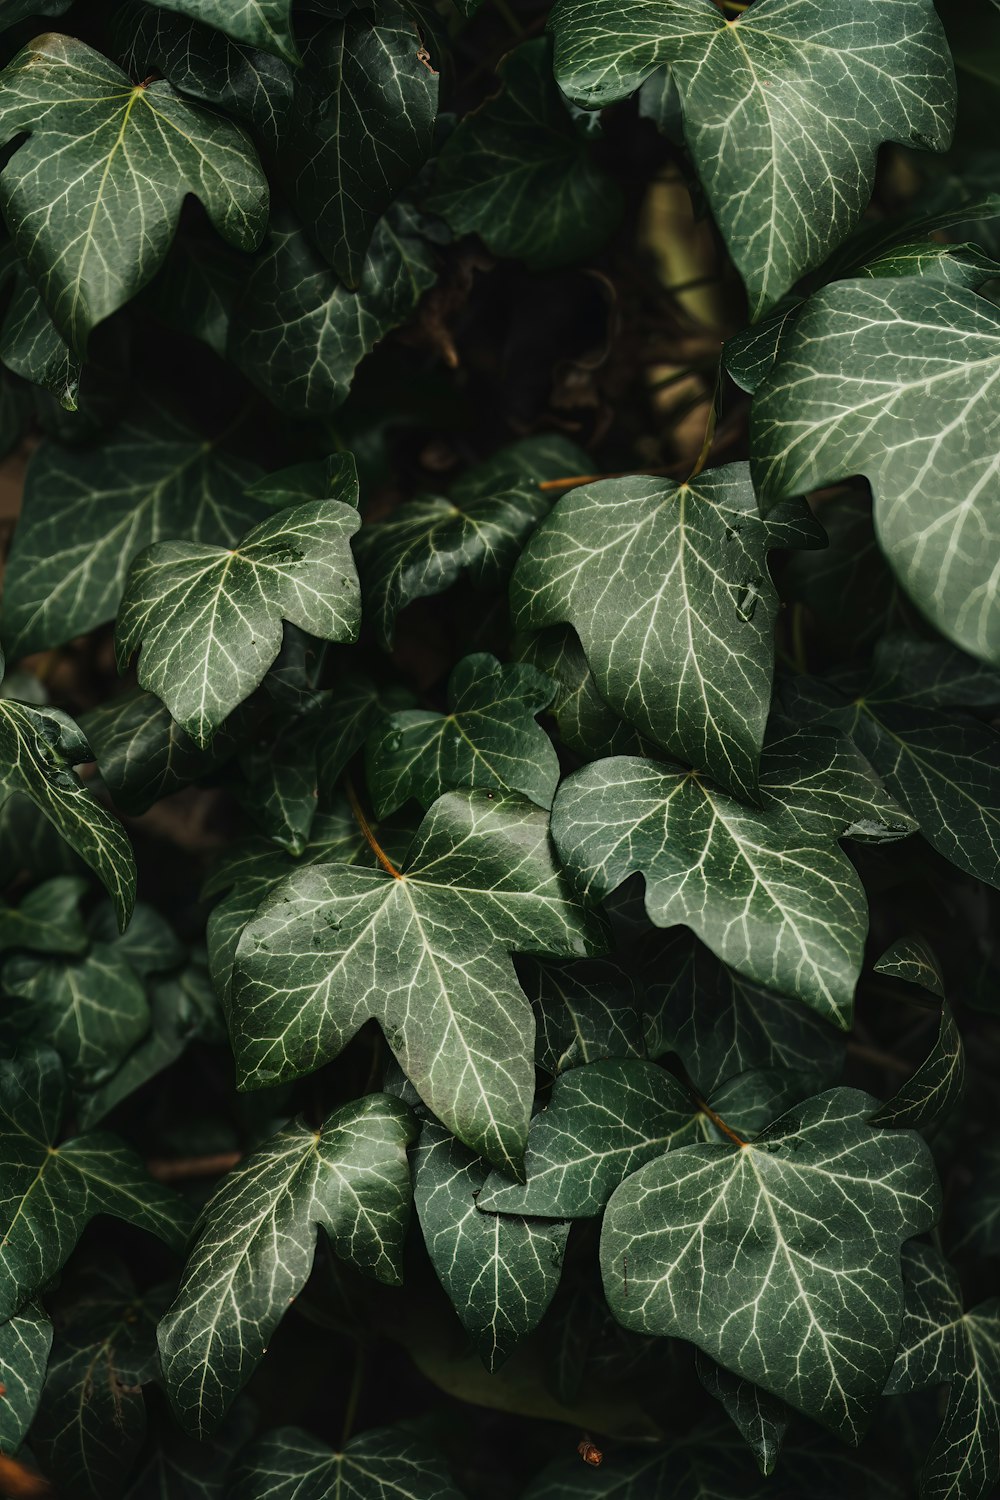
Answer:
[346, 778, 403, 879]
[341, 1343, 366, 1449]
[694, 1094, 747, 1147]
[146, 1151, 242, 1181]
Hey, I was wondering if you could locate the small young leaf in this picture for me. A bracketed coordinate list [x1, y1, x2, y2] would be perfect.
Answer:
[158, 1094, 415, 1436]
[869, 938, 965, 1135]
[116, 473, 361, 747]
[601, 1087, 940, 1440]
[365, 652, 559, 815]
[413, 1119, 569, 1372]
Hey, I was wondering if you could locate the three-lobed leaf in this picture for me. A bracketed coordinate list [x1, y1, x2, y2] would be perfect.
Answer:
[229, 1426, 465, 1500]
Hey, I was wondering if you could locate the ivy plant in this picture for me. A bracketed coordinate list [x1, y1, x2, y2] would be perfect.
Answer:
[0, 0, 997, 1496]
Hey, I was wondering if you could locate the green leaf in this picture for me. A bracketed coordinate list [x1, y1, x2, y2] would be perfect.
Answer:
[516, 626, 646, 760]
[885, 1244, 1000, 1500]
[753, 281, 1000, 666]
[869, 938, 965, 1135]
[427, 37, 622, 271]
[522, 956, 645, 1075]
[355, 434, 589, 649]
[0, 691, 136, 930]
[548, 0, 955, 315]
[695, 1352, 790, 1479]
[317, 674, 415, 803]
[116, 478, 361, 747]
[479, 1059, 694, 1219]
[1, 411, 261, 658]
[144, 0, 298, 63]
[81, 688, 239, 817]
[643, 931, 845, 1094]
[600, 1087, 940, 1439]
[123, 1402, 253, 1500]
[229, 1426, 464, 1500]
[231, 791, 606, 1172]
[0, 34, 268, 355]
[0, 875, 88, 957]
[0, 247, 80, 410]
[31, 1264, 160, 1499]
[228, 205, 439, 416]
[413, 1119, 570, 1371]
[550, 728, 910, 1026]
[0, 1303, 51, 1455]
[0, 1, 71, 33]
[365, 652, 559, 815]
[158, 1094, 415, 1436]
[511, 464, 822, 799]
[0, 1046, 192, 1320]
[284, 8, 438, 284]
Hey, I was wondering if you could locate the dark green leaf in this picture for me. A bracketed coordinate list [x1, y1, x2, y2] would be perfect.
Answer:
[695, 1353, 790, 1478]
[229, 1426, 464, 1500]
[0, 1046, 192, 1320]
[82, 688, 239, 817]
[0, 1303, 51, 1454]
[427, 37, 621, 271]
[232, 791, 606, 1171]
[522, 956, 645, 1075]
[158, 1094, 415, 1435]
[144, 0, 298, 63]
[365, 652, 559, 815]
[516, 626, 646, 760]
[869, 939, 964, 1137]
[601, 1088, 940, 1439]
[413, 1119, 569, 1371]
[0, 875, 88, 958]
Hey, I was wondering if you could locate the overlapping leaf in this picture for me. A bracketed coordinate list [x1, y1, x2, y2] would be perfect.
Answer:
[885, 1244, 1000, 1500]
[511, 465, 821, 798]
[517, 626, 646, 760]
[82, 688, 240, 817]
[145, 0, 298, 62]
[549, 0, 955, 314]
[159, 1094, 415, 1436]
[229, 1426, 464, 1500]
[870, 938, 965, 1135]
[753, 281, 1000, 665]
[413, 1119, 569, 1371]
[1, 411, 260, 658]
[551, 725, 913, 1027]
[0, 1046, 191, 1321]
[232, 791, 605, 1171]
[284, 7, 438, 284]
[522, 956, 645, 1075]
[228, 205, 439, 416]
[116, 471, 361, 746]
[428, 37, 621, 270]
[0, 0, 71, 32]
[695, 1354, 790, 1478]
[365, 652, 559, 815]
[0, 682, 136, 929]
[601, 1088, 940, 1439]
[0, 34, 267, 354]
[0, 875, 87, 957]
[356, 434, 589, 649]
[0, 1303, 51, 1454]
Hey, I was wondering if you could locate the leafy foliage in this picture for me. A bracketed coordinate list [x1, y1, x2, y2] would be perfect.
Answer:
[0, 0, 997, 1495]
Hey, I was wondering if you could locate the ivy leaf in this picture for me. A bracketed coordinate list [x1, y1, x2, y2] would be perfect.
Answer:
[144, 0, 298, 63]
[365, 652, 560, 815]
[231, 791, 606, 1172]
[81, 688, 240, 817]
[695, 1353, 790, 1479]
[0, 247, 80, 410]
[885, 1244, 1000, 1500]
[479, 1059, 695, 1219]
[229, 1426, 464, 1500]
[0, 686, 136, 930]
[548, 0, 955, 316]
[0, 34, 267, 355]
[355, 434, 589, 649]
[511, 465, 822, 799]
[0, 875, 88, 957]
[601, 1087, 940, 1439]
[753, 281, 1000, 666]
[869, 938, 965, 1135]
[158, 1094, 415, 1436]
[116, 479, 361, 747]
[0, 1046, 192, 1320]
[516, 626, 646, 760]
[228, 205, 439, 416]
[427, 37, 622, 271]
[521, 956, 645, 1075]
[550, 731, 906, 1026]
[1, 411, 260, 658]
[317, 674, 415, 803]
[412, 1119, 570, 1371]
[0, 1, 71, 32]
[0, 1303, 51, 1455]
[643, 931, 845, 1095]
[31, 1264, 160, 1499]
[285, 7, 438, 285]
